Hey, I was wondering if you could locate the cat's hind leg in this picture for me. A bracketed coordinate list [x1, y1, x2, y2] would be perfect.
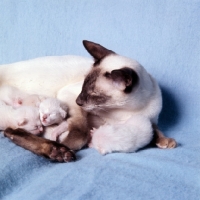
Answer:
[152, 124, 177, 148]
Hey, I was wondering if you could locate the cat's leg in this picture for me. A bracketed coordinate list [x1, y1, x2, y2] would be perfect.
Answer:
[89, 115, 153, 155]
[57, 89, 89, 151]
[4, 128, 76, 162]
[152, 124, 177, 148]
[59, 107, 89, 150]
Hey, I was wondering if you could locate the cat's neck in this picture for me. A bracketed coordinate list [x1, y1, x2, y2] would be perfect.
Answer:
[88, 108, 133, 128]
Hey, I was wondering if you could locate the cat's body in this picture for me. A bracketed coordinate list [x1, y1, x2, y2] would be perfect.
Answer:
[76, 41, 162, 154]
[0, 100, 43, 134]
[1, 41, 176, 161]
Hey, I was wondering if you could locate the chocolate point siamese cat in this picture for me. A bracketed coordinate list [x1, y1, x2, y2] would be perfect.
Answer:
[1, 40, 176, 162]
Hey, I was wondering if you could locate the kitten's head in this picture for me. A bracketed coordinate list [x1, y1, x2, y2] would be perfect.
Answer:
[16, 106, 43, 135]
[76, 40, 140, 113]
[39, 98, 68, 126]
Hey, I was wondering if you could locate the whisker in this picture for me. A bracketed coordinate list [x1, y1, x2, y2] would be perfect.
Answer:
[95, 106, 109, 113]
[96, 100, 131, 108]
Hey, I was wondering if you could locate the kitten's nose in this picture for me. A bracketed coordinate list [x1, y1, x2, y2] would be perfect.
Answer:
[43, 114, 48, 120]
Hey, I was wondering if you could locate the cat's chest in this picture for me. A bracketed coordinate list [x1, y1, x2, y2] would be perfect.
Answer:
[88, 110, 133, 128]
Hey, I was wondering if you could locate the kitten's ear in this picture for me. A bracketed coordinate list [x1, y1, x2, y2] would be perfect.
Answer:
[18, 118, 28, 126]
[106, 67, 139, 93]
[83, 40, 114, 61]
[59, 108, 67, 119]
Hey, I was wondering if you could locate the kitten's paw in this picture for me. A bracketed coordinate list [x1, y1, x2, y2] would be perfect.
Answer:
[50, 132, 58, 141]
[90, 128, 96, 136]
[156, 137, 177, 149]
[49, 145, 76, 162]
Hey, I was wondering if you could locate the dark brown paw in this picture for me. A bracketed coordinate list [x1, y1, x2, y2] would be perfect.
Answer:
[49, 145, 76, 162]
[156, 137, 177, 149]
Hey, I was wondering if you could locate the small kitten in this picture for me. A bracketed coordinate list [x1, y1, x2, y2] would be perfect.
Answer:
[0, 100, 43, 135]
[89, 115, 153, 155]
[39, 98, 69, 141]
[39, 97, 68, 126]
[0, 85, 44, 107]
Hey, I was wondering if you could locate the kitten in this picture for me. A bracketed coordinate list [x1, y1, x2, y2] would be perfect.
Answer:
[0, 100, 43, 134]
[0, 85, 44, 107]
[39, 97, 68, 126]
[39, 97, 69, 141]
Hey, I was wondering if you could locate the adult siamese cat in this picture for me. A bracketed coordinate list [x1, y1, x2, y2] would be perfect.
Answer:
[1, 40, 176, 162]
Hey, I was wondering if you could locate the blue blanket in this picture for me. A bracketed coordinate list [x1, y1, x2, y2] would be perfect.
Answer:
[0, 0, 199, 199]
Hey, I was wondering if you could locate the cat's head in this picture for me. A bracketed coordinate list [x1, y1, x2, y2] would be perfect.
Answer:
[39, 98, 68, 126]
[76, 40, 143, 113]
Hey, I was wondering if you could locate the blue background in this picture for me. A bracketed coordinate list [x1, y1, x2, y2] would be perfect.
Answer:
[0, 1, 199, 199]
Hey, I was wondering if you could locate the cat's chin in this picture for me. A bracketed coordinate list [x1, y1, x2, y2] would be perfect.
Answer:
[81, 106, 95, 112]
[82, 106, 106, 116]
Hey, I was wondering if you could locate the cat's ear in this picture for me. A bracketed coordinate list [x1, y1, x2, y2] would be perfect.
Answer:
[18, 118, 28, 126]
[59, 108, 67, 119]
[105, 67, 139, 93]
[83, 40, 114, 61]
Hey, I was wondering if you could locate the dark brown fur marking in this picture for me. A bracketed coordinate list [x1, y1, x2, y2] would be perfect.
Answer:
[76, 68, 110, 106]
[104, 67, 139, 93]
[83, 40, 114, 62]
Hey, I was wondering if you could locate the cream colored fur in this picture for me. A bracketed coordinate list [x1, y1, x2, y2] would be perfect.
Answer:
[78, 54, 162, 154]
[0, 51, 162, 153]
[88, 55, 162, 124]
[0, 85, 45, 107]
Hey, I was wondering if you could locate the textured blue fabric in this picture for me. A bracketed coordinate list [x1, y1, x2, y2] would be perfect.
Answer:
[0, 0, 200, 199]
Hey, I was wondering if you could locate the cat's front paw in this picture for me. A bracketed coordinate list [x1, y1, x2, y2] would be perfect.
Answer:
[88, 142, 107, 155]
[49, 145, 76, 162]
[156, 137, 177, 149]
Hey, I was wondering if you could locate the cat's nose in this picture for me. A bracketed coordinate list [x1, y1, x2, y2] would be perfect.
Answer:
[76, 97, 84, 106]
